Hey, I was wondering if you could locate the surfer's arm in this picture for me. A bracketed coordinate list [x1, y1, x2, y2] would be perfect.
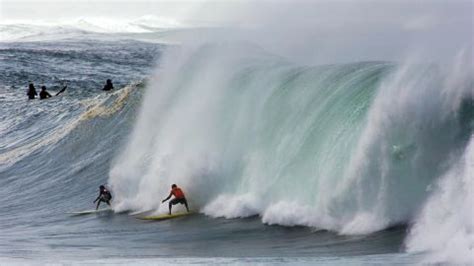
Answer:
[162, 193, 172, 203]
[93, 194, 101, 203]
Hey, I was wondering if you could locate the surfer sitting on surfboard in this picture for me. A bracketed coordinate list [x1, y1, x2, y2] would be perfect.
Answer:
[162, 184, 189, 215]
[93, 185, 112, 210]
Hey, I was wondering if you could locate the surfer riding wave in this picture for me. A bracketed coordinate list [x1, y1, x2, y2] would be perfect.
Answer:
[93, 185, 112, 210]
[162, 184, 189, 215]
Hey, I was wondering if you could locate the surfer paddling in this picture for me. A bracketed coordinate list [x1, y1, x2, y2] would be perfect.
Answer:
[162, 184, 189, 215]
[93, 185, 112, 210]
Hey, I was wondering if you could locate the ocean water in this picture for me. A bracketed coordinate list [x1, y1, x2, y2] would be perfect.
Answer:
[0, 19, 472, 265]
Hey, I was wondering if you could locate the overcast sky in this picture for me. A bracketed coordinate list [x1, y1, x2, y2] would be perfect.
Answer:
[0, 1, 194, 21]
[1, 0, 472, 25]
[1, 0, 472, 63]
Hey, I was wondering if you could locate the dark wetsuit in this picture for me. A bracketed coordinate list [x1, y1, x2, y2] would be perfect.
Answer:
[39, 90, 52, 99]
[94, 188, 112, 210]
[103, 80, 114, 91]
[27, 85, 37, 99]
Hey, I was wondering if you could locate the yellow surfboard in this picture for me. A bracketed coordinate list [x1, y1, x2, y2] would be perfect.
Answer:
[137, 211, 194, 221]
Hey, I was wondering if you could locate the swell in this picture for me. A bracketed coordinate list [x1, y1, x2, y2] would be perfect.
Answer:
[0, 40, 162, 92]
[0, 83, 143, 219]
[0, 38, 159, 221]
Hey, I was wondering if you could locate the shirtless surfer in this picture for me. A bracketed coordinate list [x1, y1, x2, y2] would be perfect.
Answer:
[162, 184, 189, 215]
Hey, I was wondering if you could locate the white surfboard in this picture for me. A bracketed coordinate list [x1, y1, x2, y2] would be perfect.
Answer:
[68, 208, 113, 216]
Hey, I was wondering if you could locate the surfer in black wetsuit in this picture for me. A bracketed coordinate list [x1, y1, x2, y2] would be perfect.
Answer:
[27, 83, 37, 99]
[39, 86, 52, 99]
[102, 79, 114, 91]
[93, 185, 112, 210]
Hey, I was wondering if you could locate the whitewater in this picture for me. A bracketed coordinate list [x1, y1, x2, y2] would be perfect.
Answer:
[109, 42, 473, 262]
[1, 4, 473, 265]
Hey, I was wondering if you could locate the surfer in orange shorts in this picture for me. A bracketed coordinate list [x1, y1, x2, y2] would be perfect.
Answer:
[162, 184, 189, 215]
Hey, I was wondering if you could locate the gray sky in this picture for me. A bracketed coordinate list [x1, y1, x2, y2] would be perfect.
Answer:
[1, 0, 472, 63]
[1, 0, 471, 26]
[0, 1, 198, 21]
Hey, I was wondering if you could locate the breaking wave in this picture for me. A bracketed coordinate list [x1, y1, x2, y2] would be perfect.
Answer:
[108, 42, 472, 264]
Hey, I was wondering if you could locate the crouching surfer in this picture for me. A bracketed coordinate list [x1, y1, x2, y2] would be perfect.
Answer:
[162, 184, 189, 215]
[93, 185, 112, 210]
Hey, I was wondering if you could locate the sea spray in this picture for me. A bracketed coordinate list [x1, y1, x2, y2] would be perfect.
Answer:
[332, 57, 472, 235]
[404, 53, 473, 264]
[110, 43, 472, 243]
[405, 137, 474, 264]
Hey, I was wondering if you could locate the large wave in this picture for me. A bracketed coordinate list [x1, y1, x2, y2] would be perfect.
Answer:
[109, 41, 472, 258]
[1, 1, 471, 262]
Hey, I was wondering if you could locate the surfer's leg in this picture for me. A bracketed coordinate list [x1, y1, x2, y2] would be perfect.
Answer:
[96, 200, 101, 210]
[169, 198, 181, 214]
[168, 202, 172, 215]
[183, 198, 189, 212]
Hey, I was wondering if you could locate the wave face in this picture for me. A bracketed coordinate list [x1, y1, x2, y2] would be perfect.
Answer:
[0, 39, 161, 169]
[0, 38, 159, 229]
[109, 42, 472, 247]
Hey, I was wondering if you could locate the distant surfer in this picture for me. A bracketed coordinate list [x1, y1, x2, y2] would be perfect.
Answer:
[102, 79, 114, 91]
[93, 185, 112, 210]
[162, 184, 189, 215]
[39, 86, 52, 99]
[27, 83, 37, 99]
